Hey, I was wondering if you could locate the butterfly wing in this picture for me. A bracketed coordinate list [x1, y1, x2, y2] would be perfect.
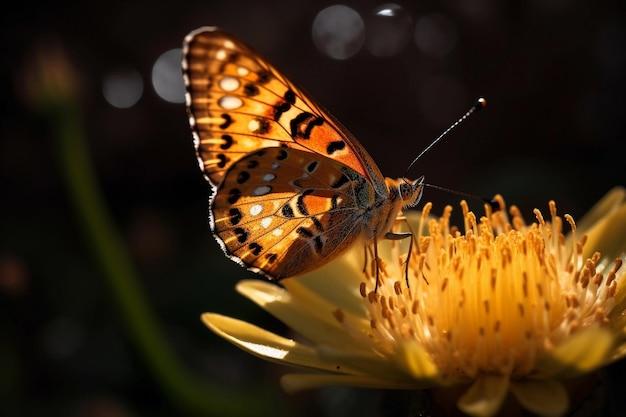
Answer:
[211, 146, 370, 280]
[182, 26, 386, 191]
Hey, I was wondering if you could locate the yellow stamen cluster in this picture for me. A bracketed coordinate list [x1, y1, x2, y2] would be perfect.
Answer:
[340, 198, 622, 383]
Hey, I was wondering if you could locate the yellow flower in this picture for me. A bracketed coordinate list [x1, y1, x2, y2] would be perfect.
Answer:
[203, 188, 626, 417]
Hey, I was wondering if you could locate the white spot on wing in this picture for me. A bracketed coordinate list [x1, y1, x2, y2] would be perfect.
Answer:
[253, 185, 272, 196]
[261, 217, 272, 229]
[271, 162, 280, 170]
[219, 76, 240, 92]
[272, 228, 283, 237]
[219, 96, 243, 110]
[250, 204, 263, 216]
[237, 66, 250, 76]
[248, 119, 260, 132]
[262, 173, 276, 182]
[216, 49, 227, 60]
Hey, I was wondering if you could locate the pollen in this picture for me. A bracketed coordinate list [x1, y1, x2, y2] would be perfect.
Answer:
[344, 197, 622, 382]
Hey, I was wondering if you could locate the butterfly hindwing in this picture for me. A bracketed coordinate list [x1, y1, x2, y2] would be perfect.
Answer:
[210, 147, 370, 279]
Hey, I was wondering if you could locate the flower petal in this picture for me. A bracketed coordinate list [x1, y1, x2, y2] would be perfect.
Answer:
[395, 340, 440, 380]
[316, 344, 436, 381]
[202, 313, 353, 373]
[510, 379, 568, 417]
[235, 280, 363, 349]
[532, 327, 613, 379]
[280, 373, 425, 393]
[574, 187, 625, 238]
[282, 254, 368, 317]
[457, 374, 510, 417]
[579, 189, 626, 262]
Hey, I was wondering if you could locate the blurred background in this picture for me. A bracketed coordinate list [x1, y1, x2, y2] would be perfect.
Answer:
[2, 1, 626, 416]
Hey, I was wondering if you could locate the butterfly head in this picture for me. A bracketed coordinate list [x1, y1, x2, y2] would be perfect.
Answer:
[387, 176, 425, 208]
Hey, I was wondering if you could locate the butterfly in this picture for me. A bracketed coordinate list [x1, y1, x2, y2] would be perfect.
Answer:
[182, 26, 424, 281]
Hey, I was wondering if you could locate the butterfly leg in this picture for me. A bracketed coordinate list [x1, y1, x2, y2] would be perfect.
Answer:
[362, 245, 369, 277]
[383, 230, 412, 287]
[372, 235, 382, 291]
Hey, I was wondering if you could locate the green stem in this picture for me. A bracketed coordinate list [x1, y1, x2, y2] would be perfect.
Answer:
[48, 98, 276, 416]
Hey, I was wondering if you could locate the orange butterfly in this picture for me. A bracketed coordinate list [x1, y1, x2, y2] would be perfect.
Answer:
[182, 27, 424, 281]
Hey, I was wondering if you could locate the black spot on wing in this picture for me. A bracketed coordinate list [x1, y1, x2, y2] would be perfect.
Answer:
[284, 89, 296, 104]
[296, 227, 313, 237]
[216, 154, 227, 168]
[248, 242, 263, 255]
[228, 208, 243, 225]
[276, 149, 288, 160]
[289, 112, 325, 140]
[227, 188, 241, 204]
[220, 134, 233, 150]
[326, 140, 346, 155]
[257, 70, 271, 84]
[219, 114, 233, 129]
[281, 204, 294, 218]
[312, 216, 324, 232]
[273, 102, 291, 121]
[296, 189, 314, 216]
[236, 171, 250, 184]
[243, 82, 259, 97]
[234, 227, 248, 243]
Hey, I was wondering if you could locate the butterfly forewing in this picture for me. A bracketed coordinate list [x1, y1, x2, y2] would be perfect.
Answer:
[182, 27, 384, 187]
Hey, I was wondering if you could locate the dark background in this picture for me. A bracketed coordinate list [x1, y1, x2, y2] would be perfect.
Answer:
[2, 1, 626, 416]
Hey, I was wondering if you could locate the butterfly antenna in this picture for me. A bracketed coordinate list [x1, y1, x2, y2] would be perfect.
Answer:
[403, 97, 486, 178]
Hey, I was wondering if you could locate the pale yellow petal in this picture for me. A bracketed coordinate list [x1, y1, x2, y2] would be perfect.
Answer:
[573, 187, 626, 237]
[580, 193, 626, 262]
[457, 374, 510, 417]
[395, 340, 440, 380]
[235, 280, 361, 349]
[283, 255, 368, 317]
[510, 379, 568, 417]
[201, 313, 354, 373]
[531, 327, 613, 379]
[280, 373, 428, 393]
[316, 345, 431, 381]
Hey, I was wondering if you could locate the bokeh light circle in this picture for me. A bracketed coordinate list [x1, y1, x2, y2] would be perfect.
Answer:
[102, 69, 143, 108]
[151, 48, 185, 103]
[312, 5, 365, 60]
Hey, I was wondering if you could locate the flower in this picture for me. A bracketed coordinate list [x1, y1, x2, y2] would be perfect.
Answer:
[203, 188, 626, 417]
